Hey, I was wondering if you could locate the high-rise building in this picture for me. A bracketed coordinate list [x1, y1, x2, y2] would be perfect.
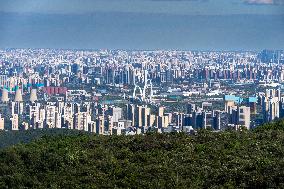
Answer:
[1, 89, 9, 103]
[158, 106, 165, 117]
[14, 89, 23, 102]
[96, 115, 105, 134]
[212, 110, 221, 130]
[195, 111, 205, 129]
[0, 114, 4, 130]
[29, 103, 41, 129]
[172, 112, 184, 127]
[248, 97, 258, 114]
[111, 107, 122, 123]
[156, 114, 170, 128]
[134, 105, 143, 127]
[237, 106, 251, 129]
[29, 89, 38, 102]
[45, 105, 60, 128]
[125, 104, 135, 125]
[11, 101, 24, 115]
[224, 95, 239, 113]
[262, 89, 281, 123]
[139, 106, 150, 127]
[231, 106, 251, 129]
[186, 103, 196, 114]
[74, 112, 91, 131]
[0, 75, 8, 88]
[63, 104, 73, 129]
[148, 114, 156, 127]
[10, 114, 19, 131]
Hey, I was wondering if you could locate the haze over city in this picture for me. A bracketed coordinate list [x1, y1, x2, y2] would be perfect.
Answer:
[0, 0, 283, 50]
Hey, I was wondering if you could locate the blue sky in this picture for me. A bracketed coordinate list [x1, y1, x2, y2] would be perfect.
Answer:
[0, 0, 283, 50]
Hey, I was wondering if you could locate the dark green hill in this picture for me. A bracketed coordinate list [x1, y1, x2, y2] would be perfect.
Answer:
[0, 126, 284, 188]
[0, 129, 90, 149]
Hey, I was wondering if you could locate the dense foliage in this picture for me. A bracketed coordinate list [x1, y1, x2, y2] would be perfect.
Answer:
[1, 124, 284, 188]
[0, 129, 90, 149]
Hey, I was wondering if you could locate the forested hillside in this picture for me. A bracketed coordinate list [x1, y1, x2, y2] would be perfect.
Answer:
[0, 129, 90, 149]
[1, 122, 284, 188]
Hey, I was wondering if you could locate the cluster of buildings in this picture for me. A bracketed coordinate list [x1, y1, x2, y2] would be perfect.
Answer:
[0, 88, 219, 134]
[0, 49, 283, 134]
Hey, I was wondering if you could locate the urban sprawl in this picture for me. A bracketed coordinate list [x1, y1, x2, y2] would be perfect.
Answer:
[0, 49, 283, 135]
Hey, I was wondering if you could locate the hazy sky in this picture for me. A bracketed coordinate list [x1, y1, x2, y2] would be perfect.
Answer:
[0, 0, 283, 50]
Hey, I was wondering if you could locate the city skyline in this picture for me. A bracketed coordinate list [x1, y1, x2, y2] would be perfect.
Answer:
[0, 48, 283, 132]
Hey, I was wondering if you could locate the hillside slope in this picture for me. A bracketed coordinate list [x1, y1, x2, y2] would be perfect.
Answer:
[0, 126, 284, 188]
[0, 129, 90, 149]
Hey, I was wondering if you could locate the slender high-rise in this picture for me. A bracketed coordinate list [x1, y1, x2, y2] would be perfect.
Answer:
[1, 89, 9, 103]
[14, 89, 23, 102]
[30, 89, 38, 102]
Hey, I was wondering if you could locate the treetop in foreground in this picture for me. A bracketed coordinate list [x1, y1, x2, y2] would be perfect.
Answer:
[1, 126, 284, 188]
